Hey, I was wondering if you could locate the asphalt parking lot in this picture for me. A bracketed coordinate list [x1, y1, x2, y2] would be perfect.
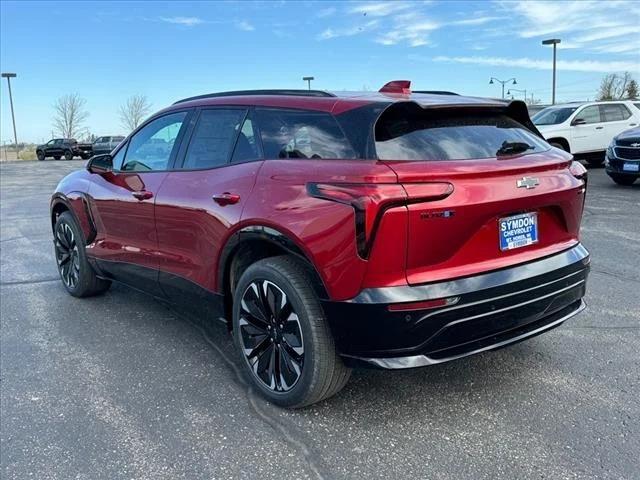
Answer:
[1, 160, 638, 480]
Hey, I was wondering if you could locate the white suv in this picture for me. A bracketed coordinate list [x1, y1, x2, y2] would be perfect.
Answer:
[532, 101, 640, 165]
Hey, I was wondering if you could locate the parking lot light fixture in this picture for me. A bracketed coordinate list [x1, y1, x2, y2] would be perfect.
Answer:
[1, 72, 18, 152]
[302, 76, 315, 90]
[507, 88, 527, 101]
[489, 77, 517, 99]
[542, 39, 561, 105]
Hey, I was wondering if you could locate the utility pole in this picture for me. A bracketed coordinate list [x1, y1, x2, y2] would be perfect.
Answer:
[542, 39, 561, 105]
[302, 76, 314, 90]
[1, 73, 18, 152]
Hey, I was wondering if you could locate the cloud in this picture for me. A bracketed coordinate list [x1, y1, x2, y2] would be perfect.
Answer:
[449, 16, 502, 26]
[374, 14, 439, 46]
[317, 7, 336, 18]
[348, 1, 414, 17]
[317, 20, 379, 40]
[236, 20, 255, 31]
[432, 55, 640, 73]
[158, 16, 204, 27]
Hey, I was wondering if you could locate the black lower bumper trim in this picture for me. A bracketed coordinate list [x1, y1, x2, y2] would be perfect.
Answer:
[323, 244, 590, 364]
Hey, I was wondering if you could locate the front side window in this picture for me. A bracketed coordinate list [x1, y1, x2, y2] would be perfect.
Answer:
[182, 109, 246, 169]
[255, 109, 357, 159]
[575, 106, 601, 124]
[601, 104, 631, 122]
[532, 106, 578, 125]
[375, 107, 549, 161]
[119, 111, 188, 172]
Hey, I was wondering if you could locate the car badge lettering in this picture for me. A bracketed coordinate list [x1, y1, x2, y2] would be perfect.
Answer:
[517, 177, 539, 189]
[630, 142, 640, 147]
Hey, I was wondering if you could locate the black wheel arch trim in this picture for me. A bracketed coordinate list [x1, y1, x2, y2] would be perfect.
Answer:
[50, 192, 97, 245]
[218, 225, 330, 300]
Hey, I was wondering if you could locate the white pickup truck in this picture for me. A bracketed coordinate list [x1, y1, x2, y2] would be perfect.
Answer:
[533, 101, 640, 165]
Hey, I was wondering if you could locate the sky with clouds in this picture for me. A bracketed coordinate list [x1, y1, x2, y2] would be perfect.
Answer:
[1, 0, 639, 142]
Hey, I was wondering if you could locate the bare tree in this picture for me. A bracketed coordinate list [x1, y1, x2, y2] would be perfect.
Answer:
[119, 95, 152, 132]
[597, 72, 634, 100]
[53, 93, 89, 139]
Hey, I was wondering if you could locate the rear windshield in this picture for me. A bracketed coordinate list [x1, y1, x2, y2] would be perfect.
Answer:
[375, 109, 549, 161]
[532, 106, 578, 125]
[255, 108, 357, 159]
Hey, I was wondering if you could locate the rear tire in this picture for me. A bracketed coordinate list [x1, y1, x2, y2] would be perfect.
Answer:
[232, 256, 351, 408]
[37, 151, 45, 161]
[53, 212, 111, 297]
[550, 142, 567, 151]
[64, 150, 73, 161]
[609, 174, 637, 186]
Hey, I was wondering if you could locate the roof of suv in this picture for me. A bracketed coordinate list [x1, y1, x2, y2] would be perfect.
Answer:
[168, 84, 509, 116]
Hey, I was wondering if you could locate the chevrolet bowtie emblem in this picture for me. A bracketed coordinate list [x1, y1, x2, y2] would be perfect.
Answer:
[631, 142, 640, 147]
[517, 177, 539, 189]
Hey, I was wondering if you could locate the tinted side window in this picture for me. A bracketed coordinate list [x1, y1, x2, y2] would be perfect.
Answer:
[120, 111, 187, 172]
[601, 104, 631, 122]
[255, 109, 357, 159]
[231, 117, 261, 163]
[576, 106, 601, 124]
[183, 109, 246, 169]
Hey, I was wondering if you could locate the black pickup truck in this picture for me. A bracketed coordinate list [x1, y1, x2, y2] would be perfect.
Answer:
[36, 138, 93, 161]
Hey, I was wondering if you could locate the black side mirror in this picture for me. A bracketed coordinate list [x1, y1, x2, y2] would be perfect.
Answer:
[572, 118, 586, 126]
[86, 154, 113, 174]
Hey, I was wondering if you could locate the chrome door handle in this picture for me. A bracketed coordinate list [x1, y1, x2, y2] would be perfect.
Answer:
[212, 192, 241, 206]
[132, 191, 153, 200]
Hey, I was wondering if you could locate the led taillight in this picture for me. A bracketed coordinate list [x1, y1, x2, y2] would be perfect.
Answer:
[307, 182, 453, 258]
[569, 160, 588, 181]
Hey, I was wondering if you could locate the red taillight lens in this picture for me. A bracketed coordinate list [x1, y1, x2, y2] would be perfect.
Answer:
[307, 182, 453, 258]
[387, 296, 459, 312]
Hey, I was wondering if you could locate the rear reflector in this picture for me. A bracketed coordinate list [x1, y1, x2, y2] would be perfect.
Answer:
[388, 296, 460, 312]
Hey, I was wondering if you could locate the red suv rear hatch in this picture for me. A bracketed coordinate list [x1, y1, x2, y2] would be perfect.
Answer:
[374, 103, 587, 285]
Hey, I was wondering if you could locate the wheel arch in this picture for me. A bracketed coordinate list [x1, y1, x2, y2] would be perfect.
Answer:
[218, 225, 329, 329]
[50, 193, 96, 244]
[547, 137, 571, 153]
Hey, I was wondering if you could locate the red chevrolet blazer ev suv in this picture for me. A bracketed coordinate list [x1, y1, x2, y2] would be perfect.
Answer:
[50, 81, 590, 407]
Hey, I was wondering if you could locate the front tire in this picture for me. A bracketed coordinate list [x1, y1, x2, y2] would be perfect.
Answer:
[609, 174, 637, 186]
[64, 150, 74, 161]
[233, 256, 351, 408]
[53, 212, 111, 297]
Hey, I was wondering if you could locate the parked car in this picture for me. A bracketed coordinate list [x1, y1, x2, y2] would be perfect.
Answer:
[50, 82, 590, 407]
[92, 136, 125, 155]
[532, 101, 640, 166]
[605, 126, 640, 185]
[37, 138, 93, 161]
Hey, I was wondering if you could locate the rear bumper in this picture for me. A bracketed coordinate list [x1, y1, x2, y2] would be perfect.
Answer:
[322, 244, 590, 369]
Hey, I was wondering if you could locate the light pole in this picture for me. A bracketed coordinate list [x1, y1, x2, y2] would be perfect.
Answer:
[507, 88, 527, 101]
[302, 76, 314, 90]
[1, 73, 18, 152]
[542, 38, 561, 105]
[489, 77, 517, 99]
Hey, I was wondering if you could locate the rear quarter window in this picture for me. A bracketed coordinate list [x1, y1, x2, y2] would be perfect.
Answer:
[375, 105, 549, 161]
[255, 108, 357, 159]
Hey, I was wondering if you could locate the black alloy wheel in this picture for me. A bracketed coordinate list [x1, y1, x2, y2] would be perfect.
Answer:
[54, 221, 80, 290]
[64, 150, 74, 160]
[238, 279, 305, 392]
[37, 150, 45, 161]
